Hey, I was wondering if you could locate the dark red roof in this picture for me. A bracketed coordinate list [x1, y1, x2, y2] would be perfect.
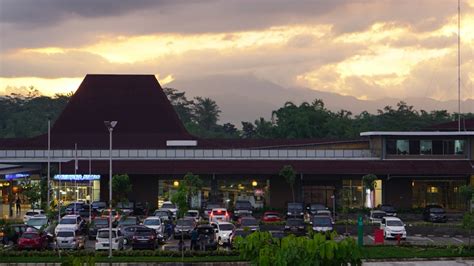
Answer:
[426, 118, 474, 131]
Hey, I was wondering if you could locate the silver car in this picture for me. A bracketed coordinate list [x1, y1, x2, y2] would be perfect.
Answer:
[56, 229, 85, 249]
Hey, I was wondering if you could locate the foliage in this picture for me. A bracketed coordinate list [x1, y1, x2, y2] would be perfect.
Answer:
[182, 172, 203, 208]
[460, 185, 474, 211]
[462, 212, 474, 245]
[112, 174, 132, 205]
[362, 174, 377, 191]
[234, 231, 362, 265]
[20, 181, 41, 208]
[171, 185, 188, 218]
[279, 165, 296, 202]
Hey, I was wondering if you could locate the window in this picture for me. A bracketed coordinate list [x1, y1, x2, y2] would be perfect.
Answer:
[409, 140, 420, 154]
[455, 140, 465, 154]
[396, 140, 409, 155]
[420, 140, 432, 155]
[432, 140, 443, 154]
[386, 140, 396, 154]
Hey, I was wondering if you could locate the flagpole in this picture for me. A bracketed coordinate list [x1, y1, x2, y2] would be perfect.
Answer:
[47, 120, 51, 210]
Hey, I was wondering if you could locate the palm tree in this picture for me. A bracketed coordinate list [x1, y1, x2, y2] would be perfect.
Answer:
[193, 97, 221, 130]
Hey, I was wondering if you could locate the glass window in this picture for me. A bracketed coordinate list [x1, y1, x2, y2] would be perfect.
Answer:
[396, 140, 409, 155]
[409, 140, 420, 154]
[386, 140, 396, 154]
[455, 140, 465, 154]
[444, 140, 454, 154]
[420, 140, 432, 155]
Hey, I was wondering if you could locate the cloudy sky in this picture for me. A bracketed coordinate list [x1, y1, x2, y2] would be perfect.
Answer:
[0, 0, 473, 101]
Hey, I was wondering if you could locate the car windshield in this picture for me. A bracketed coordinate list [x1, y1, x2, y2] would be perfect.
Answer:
[310, 204, 326, 211]
[206, 204, 221, 210]
[177, 219, 193, 226]
[135, 229, 153, 236]
[287, 219, 304, 226]
[219, 224, 235, 231]
[372, 212, 386, 218]
[98, 231, 116, 238]
[430, 208, 445, 213]
[117, 202, 133, 209]
[386, 220, 404, 226]
[60, 218, 76, 225]
[26, 211, 39, 216]
[235, 201, 252, 210]
[120, 218, 137, 225]
[288, 203, 303, 211]
[27, 218, 47, 226]
[57, 231, 74, 237]
[161, 203, 176, 209]
[381, 205, 395, 211]
[92, 202, 106, 208]
[185, 212, 198, 217]
[21, 233, 38, 239]
[144, 219, 161, 225]
[197, 227, 214, 235]
[94, 219, 108, 225]
[313, 217, 332, 226]
[241, 218, 258, 226]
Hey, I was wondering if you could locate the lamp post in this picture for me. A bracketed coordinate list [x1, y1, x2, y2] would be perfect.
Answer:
[104, 121, 117, 259]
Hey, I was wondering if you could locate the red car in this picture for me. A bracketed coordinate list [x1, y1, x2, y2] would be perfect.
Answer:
[17, 231, 49, 250]
[262, 211, 282, 223]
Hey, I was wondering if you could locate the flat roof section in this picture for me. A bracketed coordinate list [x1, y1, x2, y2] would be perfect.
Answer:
[360, 131, 474, 137]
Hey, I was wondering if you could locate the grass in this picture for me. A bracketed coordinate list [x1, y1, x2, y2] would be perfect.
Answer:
[362, 245, 474, 259]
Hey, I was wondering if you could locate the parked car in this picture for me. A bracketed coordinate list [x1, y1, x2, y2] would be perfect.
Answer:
[88, 217, 110, 240]
[154, 209, 173, 222]
[381, 217, 406, 240]
[287, 203, 304, 219]
[306, 203, 327, 217]
[284, 218, 306, 236]
[131, 227, 158, 250]
[262, 211, 282, 223]
[101, 209, 121, 224]
[120, 225, 144, 245]
[23, 209, 46, 223]
[95, 228, 124, 251]
[17, 229, 49, 250]
[230, 228, 252, 247]
[91, 201, 107, 212]
[209, 208, 230, 223]
[379, 204, 397, 217]
[195, 224, 217, 251]
[0, 224, 27, 245]
[117, 202, 135, 216]
[369, 210, 387, 224]
[55, 229, 85, 249]
[142, 216, 164, 243]
[233, 200, 253, 220]
[311, 215, 334, 233]
[210, 221, 235, 246]
[238, 216, 259, 231]
[55, 215, 85, 235]
[78, 205, 99, 220]
[184, 210, 200, 223]
[203, 203, 222, 220]
[160, 201, 178, 218]
[174, 218, 196, 239]
[118, 216, 140, 232]
[26, 215, 49, 230]
[423, 205, 447, 223]
[65, 202, 85, 215]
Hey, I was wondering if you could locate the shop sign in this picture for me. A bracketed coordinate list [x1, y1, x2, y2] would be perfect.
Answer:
[53, 174, 100, 181]
[5, 173, 30, 180]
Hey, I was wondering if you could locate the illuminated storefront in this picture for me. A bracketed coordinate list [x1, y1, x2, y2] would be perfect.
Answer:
[53, 174, 100, 204]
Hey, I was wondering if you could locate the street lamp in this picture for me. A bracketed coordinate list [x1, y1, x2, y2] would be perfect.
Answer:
[104, 120, 117, 259]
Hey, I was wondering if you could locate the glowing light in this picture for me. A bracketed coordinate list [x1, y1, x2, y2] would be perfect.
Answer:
[173, 180, 180, 187]
[252, 181, 258, 187]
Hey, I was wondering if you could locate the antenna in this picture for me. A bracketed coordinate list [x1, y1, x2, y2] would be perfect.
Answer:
[458, 0, 461, 131]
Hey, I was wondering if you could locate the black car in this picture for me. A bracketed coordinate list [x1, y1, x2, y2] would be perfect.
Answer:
[65, 202, 85, 215]
[131, 227, 157, 250]
[195, 225, 217, 251]
[91, 201, 107, 212]
[154, 209, 173, 222]
[284, 218, 306, 236]
[423, 205, 447, 223]
[233, 200, 253, 220]
[306, 203, 327, 216]
[174, 218, 196, 239]
[118, 216, 140, 232]
[287, 202, 305, 219]
[0, 224, 28, 245]
[78, 205, 99, 220]
[88, 217, 109, 240]
[121, 225, 145, 245]
[117, 202, 135, 216]
[380, 204, 397, 217]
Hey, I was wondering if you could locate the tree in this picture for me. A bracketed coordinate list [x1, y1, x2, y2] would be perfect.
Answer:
[193, 97, 221, 131]
[21, 181, 41, 209]
[362, 174, 377, 208]
[462, 212, 474, 246]
[162, 87, 195, 123]
[279, 165, 296, 202]
[460, 185, 474, 211]
[112, 174, 132, 205]
[241, 121, 256, 138]
[171, 185, 188, 218]
[182, 172, 203, 208]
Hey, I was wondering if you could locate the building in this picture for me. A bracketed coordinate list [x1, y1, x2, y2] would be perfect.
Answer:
[0, 74, 473, 210]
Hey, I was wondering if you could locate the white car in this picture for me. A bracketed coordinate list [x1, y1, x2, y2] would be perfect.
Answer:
[160, 201, 178, 218]
[209, 208, 230, 223]
[95, 228, 124, 251]
[143, 216, 164, 241]
[55, 215, 84, 235]
[23, 209, 45, 223]
[381, 217, 406, 240]
[26, 215, 49, 230]
[184, 210, 200, 223]
[56, 229, 85, 249]
[369, 210, 387, 224]
[211, 221, 235, 246]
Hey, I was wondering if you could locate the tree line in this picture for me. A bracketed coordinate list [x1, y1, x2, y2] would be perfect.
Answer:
[0, 86, 472, 139]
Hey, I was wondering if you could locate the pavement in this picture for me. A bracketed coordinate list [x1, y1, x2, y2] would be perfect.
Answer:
[0, 204, 30, 220]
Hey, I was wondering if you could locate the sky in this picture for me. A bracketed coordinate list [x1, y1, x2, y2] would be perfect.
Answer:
[0, 0, 473, 101]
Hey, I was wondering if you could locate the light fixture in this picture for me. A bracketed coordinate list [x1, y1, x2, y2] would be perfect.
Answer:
[173, 180, 180, 187]
[252, 180, 258, 187]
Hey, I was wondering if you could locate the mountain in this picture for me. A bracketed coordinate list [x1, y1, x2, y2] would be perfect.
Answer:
[168, 74, 474, 126]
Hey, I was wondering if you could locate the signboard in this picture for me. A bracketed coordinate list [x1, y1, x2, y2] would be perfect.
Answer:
[5, 173, 30, 180]
[53, 174, 100, 181]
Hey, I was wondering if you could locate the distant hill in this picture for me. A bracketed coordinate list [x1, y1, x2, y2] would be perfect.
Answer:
[170, 74, 474, 125]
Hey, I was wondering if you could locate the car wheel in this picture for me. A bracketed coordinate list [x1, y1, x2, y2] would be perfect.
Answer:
[218, 237, 222, 246]
[123, 238, 128, 245]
